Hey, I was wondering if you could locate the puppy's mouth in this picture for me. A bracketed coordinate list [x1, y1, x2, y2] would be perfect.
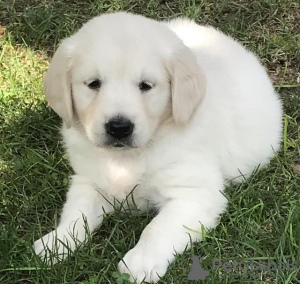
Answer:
[102, 138, 137, 149]
[111, 141, 132, 148]
[89, 134, 138, 150]
[113, 142, 127, 148]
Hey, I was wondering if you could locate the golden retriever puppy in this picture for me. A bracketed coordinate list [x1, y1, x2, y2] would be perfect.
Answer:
[34, 12, 282, 283]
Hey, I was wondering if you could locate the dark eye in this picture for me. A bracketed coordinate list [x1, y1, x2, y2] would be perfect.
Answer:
[87, 79, 101, 89]
[139, 81, 153, 92]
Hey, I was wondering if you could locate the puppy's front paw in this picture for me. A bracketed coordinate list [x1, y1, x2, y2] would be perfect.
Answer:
[34, 229, 76, 264]
[118, 245, 170, 283]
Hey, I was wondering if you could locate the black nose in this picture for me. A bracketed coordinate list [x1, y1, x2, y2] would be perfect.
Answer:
[105, 117, 134, 139]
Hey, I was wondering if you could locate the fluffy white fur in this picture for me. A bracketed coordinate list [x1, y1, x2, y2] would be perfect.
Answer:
[34, 12, 282, 283]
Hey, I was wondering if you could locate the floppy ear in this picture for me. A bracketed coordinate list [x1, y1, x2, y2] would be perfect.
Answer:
[168, 46, 206, 125]
[44, 38, 75, 128]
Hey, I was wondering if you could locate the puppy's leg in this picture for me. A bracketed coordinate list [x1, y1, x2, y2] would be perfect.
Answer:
[118, 188, 227, 283]
[34, 175, 113, 263]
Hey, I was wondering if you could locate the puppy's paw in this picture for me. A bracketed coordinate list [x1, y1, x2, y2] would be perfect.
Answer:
[34, 229, 76, 264]
[118, 245, 170, 283]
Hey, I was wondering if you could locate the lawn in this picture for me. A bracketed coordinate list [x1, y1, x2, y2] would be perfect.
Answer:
[0, 0, 300, 283]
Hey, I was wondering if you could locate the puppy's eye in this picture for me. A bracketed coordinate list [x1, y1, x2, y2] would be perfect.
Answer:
[87, 79, 101, 89]
[139, 81, 153, 92]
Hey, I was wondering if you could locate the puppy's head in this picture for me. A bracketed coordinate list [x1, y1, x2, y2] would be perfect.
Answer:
[44, 12, 206, 150]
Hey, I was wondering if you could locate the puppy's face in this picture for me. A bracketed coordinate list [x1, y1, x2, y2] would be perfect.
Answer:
[71, 42, 171, 149]
[44, 13, 206, 150]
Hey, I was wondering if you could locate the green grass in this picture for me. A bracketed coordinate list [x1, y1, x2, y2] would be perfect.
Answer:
[1, 0, 300, 283]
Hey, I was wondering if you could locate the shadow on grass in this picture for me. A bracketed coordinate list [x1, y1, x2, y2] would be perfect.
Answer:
[0, 0, 175, 54]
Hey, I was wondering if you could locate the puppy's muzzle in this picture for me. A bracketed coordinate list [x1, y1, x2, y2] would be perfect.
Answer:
[105, 116, 134, 143]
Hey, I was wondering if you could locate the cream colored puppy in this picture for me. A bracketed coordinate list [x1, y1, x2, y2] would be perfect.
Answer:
[34, 12, 282, 283]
